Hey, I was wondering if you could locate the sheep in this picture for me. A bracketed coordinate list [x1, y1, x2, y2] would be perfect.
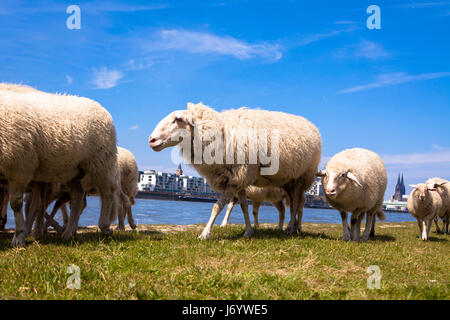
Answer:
[407, 184, 442, 240]
[425, 177, 450, 234]
[0, 83, 119, 246]
[220, 186, 286, 230]
[149, 102, 322, 239]
[316, 148, 387, 242]
[36, 147, 138, 233]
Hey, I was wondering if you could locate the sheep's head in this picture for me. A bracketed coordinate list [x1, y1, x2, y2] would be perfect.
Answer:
[425, 177, 447, 190]
[316, 169, 362, 199]
[410, 184, 436, 202]
[149, 110, 193, 152]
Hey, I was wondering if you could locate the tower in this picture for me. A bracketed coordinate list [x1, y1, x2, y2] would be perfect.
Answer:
[176, 163, 183, 176]
[393, 173, 406, 201]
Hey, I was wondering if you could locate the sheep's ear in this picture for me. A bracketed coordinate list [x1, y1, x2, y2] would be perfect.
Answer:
[316, 170, 326, 177]
[175, 111, 194, 126]
[435, 181, 447, 188]
[409, 184, 418, 189]
[346, 171, 362, 187]
[428, 188, 437, 191]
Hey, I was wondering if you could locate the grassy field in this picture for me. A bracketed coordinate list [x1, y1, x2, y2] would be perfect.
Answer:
[0, 222, 448, 300]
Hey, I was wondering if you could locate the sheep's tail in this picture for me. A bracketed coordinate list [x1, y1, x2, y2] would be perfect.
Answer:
[376, 208, 386, 221]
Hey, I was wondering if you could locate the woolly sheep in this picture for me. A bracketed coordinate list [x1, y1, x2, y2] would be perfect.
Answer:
[407, 184, 442, 240]
[316, 148, 387, 242]
[220, 186, 286, 230]
[149, 102, 321, 239]
[36, 147, 138, 232]
[0, 83, 119, 246]
[425, 177, 450, 234]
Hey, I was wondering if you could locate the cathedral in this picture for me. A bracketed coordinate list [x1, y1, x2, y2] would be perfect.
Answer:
[393, 173, 406, 201]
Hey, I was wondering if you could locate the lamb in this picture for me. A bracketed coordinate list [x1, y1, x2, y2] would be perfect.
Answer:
[407, 184, 442, 240]
[149, 102, 321, 239]
[37, 147, 138, 232]
[316, 148, 387, 242]
[425, 177, 450, 234]
[0, 83, 119, 246]
[220, 186, 286, 230]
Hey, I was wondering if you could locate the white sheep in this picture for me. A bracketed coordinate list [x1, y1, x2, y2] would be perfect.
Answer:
[116, 147, 138, 230]
[220, 186, 286, 230]
[149, 102, 321, 239]
[35, 147, 138, 232]
[0, 83, 119, 246]
[407, 184, 442, 240]
[316, 148, 387, 242]
[425, 177, 449, 234]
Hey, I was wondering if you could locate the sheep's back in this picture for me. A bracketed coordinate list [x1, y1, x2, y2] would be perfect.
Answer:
[0, 86, 117, 182]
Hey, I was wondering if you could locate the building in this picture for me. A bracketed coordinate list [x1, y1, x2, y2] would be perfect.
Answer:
[306, 177, 324, 196]
[138, 168, 214, 195]
[393, 173, 406, 201]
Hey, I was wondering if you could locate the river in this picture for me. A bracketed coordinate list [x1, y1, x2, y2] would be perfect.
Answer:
[4, 197, 416, 229]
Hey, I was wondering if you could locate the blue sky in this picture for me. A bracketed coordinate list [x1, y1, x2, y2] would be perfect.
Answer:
[1, 0, 449, 198]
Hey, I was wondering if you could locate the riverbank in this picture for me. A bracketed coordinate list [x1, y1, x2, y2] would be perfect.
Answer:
[0, 222, 448, 299]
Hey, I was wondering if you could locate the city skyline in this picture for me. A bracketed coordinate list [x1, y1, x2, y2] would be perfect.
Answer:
[0, 0, 449, 197]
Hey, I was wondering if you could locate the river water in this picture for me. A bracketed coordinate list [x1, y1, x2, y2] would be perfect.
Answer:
[4, 197, 415, 229]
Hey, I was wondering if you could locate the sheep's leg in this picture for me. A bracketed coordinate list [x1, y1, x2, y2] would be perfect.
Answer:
[340, 211, 351, 241]
[9, 181, 27, 247]
[370, 214, 376, 238]
[198, 191, 234, 240]
[117, 202, 126, 231]
[238, 190, 253, 238]
[350, 211, 364, 241]
[25, 184, 41, 236]
[220, 198, 237, 227]
[296, 193, 306, 233]
[252, 201, 261, 228]
[417, 218, 423, 239]
[33, 184, 50, 238]
[44, 193, 70, 231]
[433, 216, 442, 234]
[127, 202, 136, 230]
[444, 216, 449, 234]
[61, 204, 69, 230]
[61, 181, 85, 241]
[272, 200, 285, 231]
[0, 192, 8, 231]
[284, 186, 301, 235]
[362, 210, 376, 242]
[421, 220, 428, 240]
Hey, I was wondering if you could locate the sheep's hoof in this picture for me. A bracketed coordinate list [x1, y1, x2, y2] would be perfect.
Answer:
[243, 229, 254, 238]
[198, 232, 210, 240]
[116, 225, 125, 231]
[130, 224, 137, 230]
[284, 224, 298, 235]
[342, 234, 351, 241]
[101, 228, 113, 236]
[61, 230, 74, 241]
[11, 235, 26, 248]
[220, 223, 227, 228]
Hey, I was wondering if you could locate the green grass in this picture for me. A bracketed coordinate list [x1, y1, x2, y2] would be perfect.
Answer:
[0, 222, 448, 300]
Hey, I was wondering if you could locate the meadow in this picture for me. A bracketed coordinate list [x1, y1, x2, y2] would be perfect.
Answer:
[0, 222, 448, 300]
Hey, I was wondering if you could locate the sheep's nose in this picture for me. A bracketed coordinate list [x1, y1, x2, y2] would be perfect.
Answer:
[326, 188, 336, 194]
[149, 137, 156, 146]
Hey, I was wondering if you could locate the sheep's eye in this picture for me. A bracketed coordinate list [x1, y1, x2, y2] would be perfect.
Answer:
[172, 118, 181, 124]
[340, 173, 346, 178]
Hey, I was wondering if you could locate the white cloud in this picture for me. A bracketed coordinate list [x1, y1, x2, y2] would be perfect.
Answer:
[148, 29, 282, 61]
[92, 67, 123, 89]
[381, 149, 450, 165]
[129, 125, 139, 130]
[334, 40, 389, 59]
[125, 59, 153, 71]
[293, 27, 356, 46]
[338, 71, 450, 94]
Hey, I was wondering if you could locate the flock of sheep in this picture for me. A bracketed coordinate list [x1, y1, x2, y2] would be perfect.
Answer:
[0, 84, 448, 247]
